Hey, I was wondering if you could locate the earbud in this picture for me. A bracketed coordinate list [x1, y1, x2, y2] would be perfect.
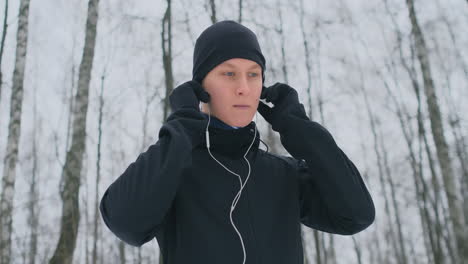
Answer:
[205, 130, 210, 148]
[205, 104, 212, 149]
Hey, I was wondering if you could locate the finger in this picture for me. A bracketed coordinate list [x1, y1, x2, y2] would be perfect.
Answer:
[192, 81, 211, 103]
[267, 83, 297, 105]
[260, 86, 268, 99]
[257, 101, 272, 122]
[265, 82, 282, 104]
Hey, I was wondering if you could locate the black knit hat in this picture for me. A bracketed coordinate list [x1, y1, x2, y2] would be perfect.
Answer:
[192, 20, 266, 85]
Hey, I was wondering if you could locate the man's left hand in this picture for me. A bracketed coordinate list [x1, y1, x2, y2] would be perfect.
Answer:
[257, 82, 309, 134]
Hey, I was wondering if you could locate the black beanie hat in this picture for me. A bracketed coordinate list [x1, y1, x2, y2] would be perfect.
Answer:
[192, 20, 266, 85]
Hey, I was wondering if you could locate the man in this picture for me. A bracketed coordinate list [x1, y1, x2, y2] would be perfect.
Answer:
[100, 20, 375, 264]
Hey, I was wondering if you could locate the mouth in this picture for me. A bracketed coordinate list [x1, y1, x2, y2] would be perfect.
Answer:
[233, 105, 250, 109]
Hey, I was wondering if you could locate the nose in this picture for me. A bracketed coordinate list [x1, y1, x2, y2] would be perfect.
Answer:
[236, 76, 250, 96]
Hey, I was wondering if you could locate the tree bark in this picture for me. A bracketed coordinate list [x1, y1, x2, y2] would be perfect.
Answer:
[160, 2, 173, 263]
[238, 0, 243, 23]
[161, 0, 174, 122]
[352, 237, 363, 264]
[449, 116, 468, 226]
[119, 241, 125, 264]
[312, 231, 322, 264]
[0, 0, 30, 262]
[299, 0, 314, 120]
[48, 0, 100, 263]
[275, 1, 288, 84]
[92, 72, 106, 264]
[0, 0, 9, 105]
[433, 0, 468, 78]
[27, 79, 40, 264]
[379, 125, 408, 264]
[209, 0, 217, 24]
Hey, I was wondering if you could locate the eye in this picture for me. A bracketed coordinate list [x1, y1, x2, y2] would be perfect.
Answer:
[249, 72, 259, 77]
[224, 72, 235, 77]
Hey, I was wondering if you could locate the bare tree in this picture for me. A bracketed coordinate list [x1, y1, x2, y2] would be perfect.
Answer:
[92, 72, 106, 264]
[425, 3, 468, 229]
[352, 237, 363, 264]
[238, 0, 243, 23]
[161, 0, 174, 122]
[378, 2, 451, 261]
[161, 1, 174, 262]
[298, 2, 338, 262]
[209, 0, 217, 24]
[0, 0, 8, 105]
[49, 0, 100, 263]
[405, 0, 467, 262]
[118, 241, 125, 264]
[84, 164, 91, 264]
[356, 61, 402, 263]
[386, 52, 445, 264]
[298, 0, 313, 120]
[433, 0, 468, 79]
[27, 84, 40, 264]
[379, 114, 408, 264]
[449, 115, 468, 224]
[0, 0, 31, 262]
[181, 0, 195, 46]
[275, 1, 289, 84]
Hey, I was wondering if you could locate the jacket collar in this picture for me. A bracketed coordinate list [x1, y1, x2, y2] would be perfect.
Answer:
[200, 114, 261, 159]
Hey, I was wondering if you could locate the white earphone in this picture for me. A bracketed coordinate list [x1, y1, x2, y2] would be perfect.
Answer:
[204, 104, 257, 264]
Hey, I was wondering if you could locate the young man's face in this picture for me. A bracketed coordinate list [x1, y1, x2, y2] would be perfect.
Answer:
[201, 58, 263, 127]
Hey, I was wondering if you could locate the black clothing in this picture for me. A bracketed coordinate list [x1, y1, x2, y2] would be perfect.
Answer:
[99, 107, 375, 264]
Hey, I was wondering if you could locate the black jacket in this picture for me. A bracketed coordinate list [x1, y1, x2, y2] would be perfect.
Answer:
[99, 108, 375, 264]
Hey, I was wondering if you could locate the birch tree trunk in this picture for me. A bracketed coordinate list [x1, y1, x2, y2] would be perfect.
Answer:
[425, 3, 468, 246]
[405, 1, 467, 262]
[0, 0, 30, 262]
[449, 117, 468, 226]
[0, 0, 8, 105]
[49, 0, 100, 263]
[417, 37, 457, 262]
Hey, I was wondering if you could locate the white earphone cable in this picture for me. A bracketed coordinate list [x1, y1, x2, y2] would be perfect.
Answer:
[205, 106, 257, 264]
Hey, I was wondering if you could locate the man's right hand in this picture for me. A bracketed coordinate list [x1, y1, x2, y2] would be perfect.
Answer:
[169, 80, 210, 112]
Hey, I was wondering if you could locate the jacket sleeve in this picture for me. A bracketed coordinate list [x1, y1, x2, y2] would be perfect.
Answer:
[280, 119, 375, 235]
[99, 109, 206, 246]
